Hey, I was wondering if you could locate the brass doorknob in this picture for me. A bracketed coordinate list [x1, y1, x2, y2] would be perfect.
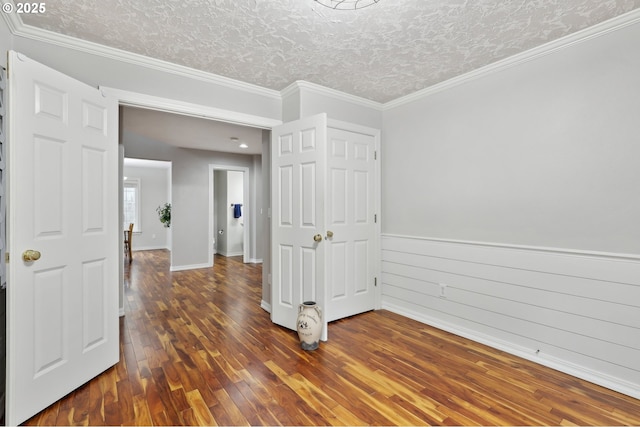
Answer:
[22, 250, 42, 262]
[313, 234, 322, 243]
[326, 230, 334, 239]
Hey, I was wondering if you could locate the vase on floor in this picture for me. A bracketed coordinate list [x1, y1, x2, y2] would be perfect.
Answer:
[296, 301, 322, 350]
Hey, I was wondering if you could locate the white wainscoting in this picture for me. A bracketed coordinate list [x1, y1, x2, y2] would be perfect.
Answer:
[381, 234, 640, 399]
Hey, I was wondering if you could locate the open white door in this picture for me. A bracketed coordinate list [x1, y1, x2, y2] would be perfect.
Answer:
[271, 114, 379, 339]
[324, 123, 378, 322]
[271, 113, 327, 333]
[6, 52, 119, 425]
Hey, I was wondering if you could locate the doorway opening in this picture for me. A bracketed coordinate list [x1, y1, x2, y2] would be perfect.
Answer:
[210, 166, 250, 263]
[107, 87, 280, 316]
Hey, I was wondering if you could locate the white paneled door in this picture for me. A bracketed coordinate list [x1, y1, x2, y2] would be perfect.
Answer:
[7, 51, 119, 425]
[324, 125, 377, 323]
[271, 114, 379, 339]
[271, 114, 327, 332]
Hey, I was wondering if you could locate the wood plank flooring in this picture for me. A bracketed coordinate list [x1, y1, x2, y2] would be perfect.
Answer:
[23, 250, 640, 425]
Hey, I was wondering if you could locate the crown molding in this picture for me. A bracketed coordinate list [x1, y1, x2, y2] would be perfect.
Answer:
[0, 1, 21, 34]
[282, 80, 383, 111]
[4, 11, 281, 101]
[383, 7, 640, 110]
[280, 81, 301, 99]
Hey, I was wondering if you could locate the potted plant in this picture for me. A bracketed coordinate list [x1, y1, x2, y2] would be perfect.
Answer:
[156, 203, 171, 228]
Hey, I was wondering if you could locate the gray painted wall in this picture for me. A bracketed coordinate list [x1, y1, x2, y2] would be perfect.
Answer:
[382, 20, 640, 255]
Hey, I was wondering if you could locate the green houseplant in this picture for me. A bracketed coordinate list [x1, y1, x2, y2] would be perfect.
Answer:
[156, 203, 171, 228]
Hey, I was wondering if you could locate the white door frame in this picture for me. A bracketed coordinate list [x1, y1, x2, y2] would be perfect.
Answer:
[100, 87, 281, 129]
[209, 165, 250, 263]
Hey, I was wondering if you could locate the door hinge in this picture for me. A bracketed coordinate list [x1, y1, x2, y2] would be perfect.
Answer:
[374, 151, 377, 160]
[374, 214, 377, 223]
[5, 252, 9, 263]
[374, 277, 377, 287]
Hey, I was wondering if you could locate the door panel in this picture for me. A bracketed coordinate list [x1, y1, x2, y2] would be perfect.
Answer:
[33, 268, 65, 376]
[7, 51, 119, 426]
[82, 147, 107, 232]
[82, 259, 108, 350]
[34, 135, 65, 236]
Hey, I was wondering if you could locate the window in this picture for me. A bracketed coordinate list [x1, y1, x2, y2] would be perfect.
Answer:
[123, 178, 140, 232]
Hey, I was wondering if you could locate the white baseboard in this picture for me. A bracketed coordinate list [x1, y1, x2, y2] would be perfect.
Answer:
[218, 251, 244, 257]
[248, 258, 263, 264]
[261, 300, 272, 313]
[382, 301, 640, 400]
[132, 245, 170, 251]
[170, 262, 213, 272]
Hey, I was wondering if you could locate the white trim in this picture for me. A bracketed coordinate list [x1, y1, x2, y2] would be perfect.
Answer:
[169, 262, 212, 272]
[282, 80, 383, 111]
[0, 1, 21, 34]
[248, 258, 263, 264]
[279, 81, 301, 100]
[100, 87, 281, 130]
[381, 300, 640, 400]
[261, 300, 272, 313]
[382, 233, 640, 262]
[383, 8, 640, 110]
[131, 245, 170, 251]
[218, 251, 244, 258]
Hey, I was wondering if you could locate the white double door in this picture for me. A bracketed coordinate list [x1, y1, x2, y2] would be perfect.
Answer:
[7, 52, 119, 425]
[271, 113, 379, 338]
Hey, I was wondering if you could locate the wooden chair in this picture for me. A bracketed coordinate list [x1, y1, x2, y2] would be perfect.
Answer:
[124, 223, 134, 261]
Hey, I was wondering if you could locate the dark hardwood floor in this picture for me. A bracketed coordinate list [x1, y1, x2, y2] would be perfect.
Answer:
[23, 249, 640, 425]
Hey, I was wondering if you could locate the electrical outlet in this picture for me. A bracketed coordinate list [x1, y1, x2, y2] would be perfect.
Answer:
[439, 283, 448, 298]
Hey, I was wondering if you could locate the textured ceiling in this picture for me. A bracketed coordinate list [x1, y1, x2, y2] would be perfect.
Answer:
[18, 0, 640, 102]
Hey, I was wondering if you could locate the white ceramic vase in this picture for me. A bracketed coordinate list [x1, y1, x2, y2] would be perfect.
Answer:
[296, 301, 322, 350]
